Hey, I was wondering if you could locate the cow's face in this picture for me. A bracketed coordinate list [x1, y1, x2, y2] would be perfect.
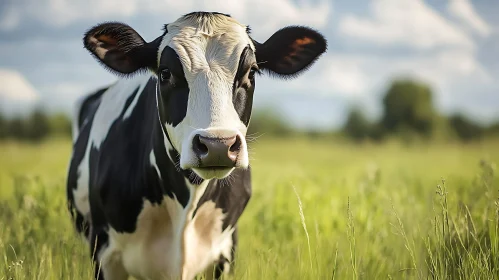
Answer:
[83, 12, 326, 180]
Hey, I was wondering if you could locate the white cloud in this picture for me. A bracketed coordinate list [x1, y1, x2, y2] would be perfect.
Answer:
[0, 69, 39, 116]
[0, 0, 331, 37]
[0, 0, 145, 30]
[204, 0, 331, 38]
[448, 0, 492, 37]
[42, 83, 88, 96]
[0, 69, 39, 101]
[263, 48, 492, 112]
[394, 50, 490, 87]
[37, 82, 95, 114]
[338, 0, 474, 50]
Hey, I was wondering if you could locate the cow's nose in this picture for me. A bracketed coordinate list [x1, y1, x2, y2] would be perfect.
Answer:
[192, 134, 241, 167]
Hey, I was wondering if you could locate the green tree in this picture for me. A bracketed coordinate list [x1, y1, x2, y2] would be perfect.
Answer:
[24, 109, 50, 141]
[7, 117, 27, 139]
[343, 107, 371, 141]
[48, 113, 72, 137]
[0, 112, 6, 139]
[247, 109, 294, 137]
[486, 122, 499, 137]
[449, 114, 484, 142]
[381, 79, 436, 138]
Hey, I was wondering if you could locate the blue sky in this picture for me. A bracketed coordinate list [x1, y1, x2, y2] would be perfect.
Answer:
[0, 0, 498, 129]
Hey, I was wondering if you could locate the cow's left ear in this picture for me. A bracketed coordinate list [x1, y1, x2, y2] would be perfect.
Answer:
[84, 22, 160, 75]
[254, 26, 327, 77]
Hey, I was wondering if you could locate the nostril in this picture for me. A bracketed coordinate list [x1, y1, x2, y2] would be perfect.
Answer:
[229, 135, 242, 153]
[193, 134, 208, 156]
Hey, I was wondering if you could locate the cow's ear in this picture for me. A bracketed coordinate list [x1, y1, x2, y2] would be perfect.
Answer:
[254, 26, 327, 78]
[84, 22, 159, 75]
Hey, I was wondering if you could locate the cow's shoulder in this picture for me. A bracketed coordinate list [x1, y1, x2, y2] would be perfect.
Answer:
[78, 86, 108, 129]
[68, 85, 109, 194]
[86, 76, 162, 232]
[88, 74, 153, 149]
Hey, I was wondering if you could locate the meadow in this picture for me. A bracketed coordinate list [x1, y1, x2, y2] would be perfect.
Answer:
[1, 137, 498, 279]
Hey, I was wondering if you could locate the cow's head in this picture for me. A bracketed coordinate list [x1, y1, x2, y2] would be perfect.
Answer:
[84, 12, 326, 180]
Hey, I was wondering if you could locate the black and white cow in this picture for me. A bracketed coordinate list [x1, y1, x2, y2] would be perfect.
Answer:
[67, 12, 326, 280]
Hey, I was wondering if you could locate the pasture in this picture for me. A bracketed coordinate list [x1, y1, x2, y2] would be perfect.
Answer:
[1, 137, 498, 279]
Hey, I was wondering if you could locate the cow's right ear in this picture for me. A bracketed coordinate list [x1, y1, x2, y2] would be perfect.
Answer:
[84, 22, 159, 75]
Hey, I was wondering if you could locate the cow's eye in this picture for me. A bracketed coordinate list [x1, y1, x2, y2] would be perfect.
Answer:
[160, 68, 171, 82]
[248, 67, 258, 80]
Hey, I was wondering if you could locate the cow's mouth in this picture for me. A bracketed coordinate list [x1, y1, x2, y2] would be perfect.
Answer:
[198, 166, 231, 170]
[192, 166, 235, 180]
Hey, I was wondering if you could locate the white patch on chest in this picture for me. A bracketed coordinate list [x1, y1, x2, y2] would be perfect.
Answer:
[98, 178, 235, 280]
[182, 201, 235, 280]
[103, 196, 186, 279]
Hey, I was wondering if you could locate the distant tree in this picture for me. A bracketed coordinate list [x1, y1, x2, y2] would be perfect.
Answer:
[381, 79, 436, 137]
[449, 114, 484, 142]
[247, 109, 294, 137]
[8, 117, 27, 139]
[48, 113, 72, 137]
[24, 108, 50, 141]
[0, 112, 6, 139]
[343, 107, 371, 141]
[486, 122, 499, 137]
[368, 123, 386, 142]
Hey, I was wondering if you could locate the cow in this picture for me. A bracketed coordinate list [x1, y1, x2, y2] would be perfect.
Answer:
[66, 11, 326, 280]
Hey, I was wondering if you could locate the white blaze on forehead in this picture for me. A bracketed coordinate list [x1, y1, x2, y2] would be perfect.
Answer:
[157, 14, 254, 158]
[158, 14, 255, 75]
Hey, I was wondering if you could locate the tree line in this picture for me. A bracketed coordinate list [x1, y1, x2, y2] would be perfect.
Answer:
[342, 79, 499, 142]
[1, 79, 497, 143]
[0, 109, 71, 141]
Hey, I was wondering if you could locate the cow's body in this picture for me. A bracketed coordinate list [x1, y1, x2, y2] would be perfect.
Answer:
[67, 74, 250, 279]
[66, 11, 326, 280]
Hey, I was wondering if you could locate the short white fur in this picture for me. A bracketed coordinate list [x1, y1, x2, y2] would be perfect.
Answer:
[158, 15, 255, 174]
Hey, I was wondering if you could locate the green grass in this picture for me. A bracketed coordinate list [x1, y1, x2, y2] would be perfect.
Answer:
[1, 137, 498, 279]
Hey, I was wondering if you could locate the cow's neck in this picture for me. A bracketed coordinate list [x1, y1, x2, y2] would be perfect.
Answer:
[148, 112, 214, 276]
[150, 103, 209, 212]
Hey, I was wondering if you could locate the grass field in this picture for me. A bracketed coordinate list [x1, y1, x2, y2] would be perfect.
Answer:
[1, 137, 498, 279]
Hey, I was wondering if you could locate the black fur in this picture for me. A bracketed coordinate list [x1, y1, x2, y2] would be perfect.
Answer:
[78, 86, 108, 129]
[232, 46, 256, 126]
[253, 26, 327, 78]
[86, 80, 191, 233]
[157, 46, 190, 127]
[67, 87, 108, 238]
[195, 168, 252, 230]
[83, 22, 161, 75]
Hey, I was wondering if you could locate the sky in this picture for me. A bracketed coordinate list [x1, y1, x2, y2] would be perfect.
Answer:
[0, 0, 498, 130]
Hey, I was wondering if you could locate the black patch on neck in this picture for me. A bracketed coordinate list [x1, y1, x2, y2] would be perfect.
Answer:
[194, 167, 252, 230]
[232, 46, 256, 126]
[157, 46, 189, 127]
[150, 121, 192, 206]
